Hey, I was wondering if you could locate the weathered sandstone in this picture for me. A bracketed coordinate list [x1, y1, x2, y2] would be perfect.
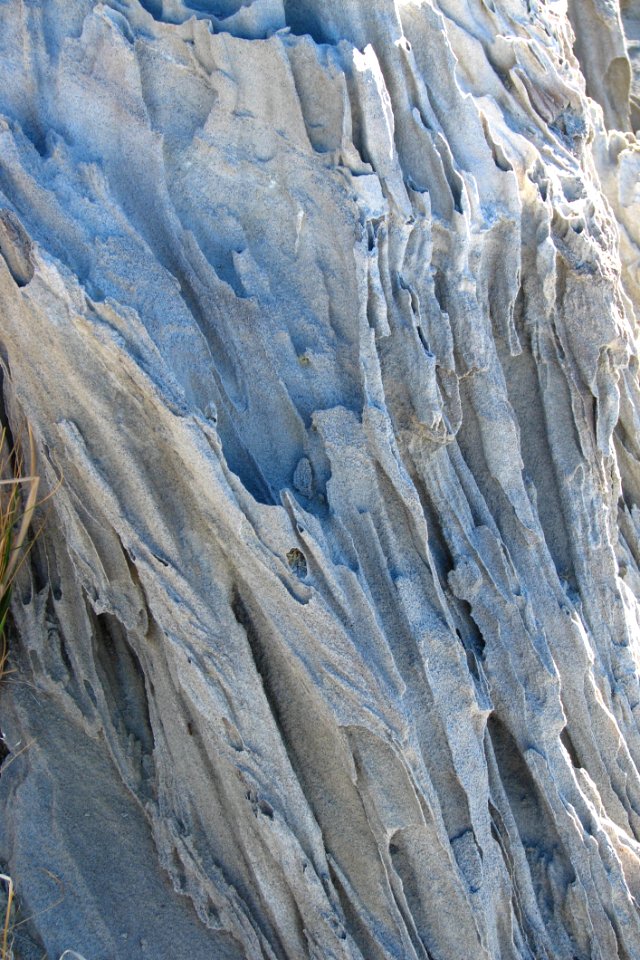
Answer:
[1, 2, 640, 958]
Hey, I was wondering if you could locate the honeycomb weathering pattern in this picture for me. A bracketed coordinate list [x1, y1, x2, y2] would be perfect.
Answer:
[1, 1, 640, 958]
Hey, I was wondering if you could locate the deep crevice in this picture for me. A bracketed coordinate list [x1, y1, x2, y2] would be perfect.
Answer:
[92, 610, 155, 763]
[487, 715, 576, 940]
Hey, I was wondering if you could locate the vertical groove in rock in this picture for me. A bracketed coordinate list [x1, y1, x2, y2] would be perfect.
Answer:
[0, 2, 639, 958]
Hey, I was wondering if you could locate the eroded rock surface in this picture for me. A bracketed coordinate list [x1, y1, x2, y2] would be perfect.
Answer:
[1, 2, 640, 958]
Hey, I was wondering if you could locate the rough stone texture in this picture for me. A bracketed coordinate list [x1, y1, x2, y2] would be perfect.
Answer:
[0, 2, 640, 958]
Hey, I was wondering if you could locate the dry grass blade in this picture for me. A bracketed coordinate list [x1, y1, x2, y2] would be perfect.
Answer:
[0, 424, 39, 680]
[2, 427, 38, 587]
[0, 874, 14, 960]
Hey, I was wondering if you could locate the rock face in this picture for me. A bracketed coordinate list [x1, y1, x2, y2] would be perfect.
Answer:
[0, 2, 640, 958]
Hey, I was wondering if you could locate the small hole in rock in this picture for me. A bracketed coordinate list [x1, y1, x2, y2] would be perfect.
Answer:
[560, 726, 582, 768]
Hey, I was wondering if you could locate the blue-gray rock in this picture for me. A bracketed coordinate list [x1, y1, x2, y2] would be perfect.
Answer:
[0, 2, 639, 959]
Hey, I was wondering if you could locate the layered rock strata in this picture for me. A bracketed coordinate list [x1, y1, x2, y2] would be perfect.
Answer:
[1, 2, 640, 958]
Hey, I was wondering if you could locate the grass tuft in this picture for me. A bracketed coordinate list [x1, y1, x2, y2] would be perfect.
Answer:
[0, 424, 39, 682]
[0, 425, 39, 960]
